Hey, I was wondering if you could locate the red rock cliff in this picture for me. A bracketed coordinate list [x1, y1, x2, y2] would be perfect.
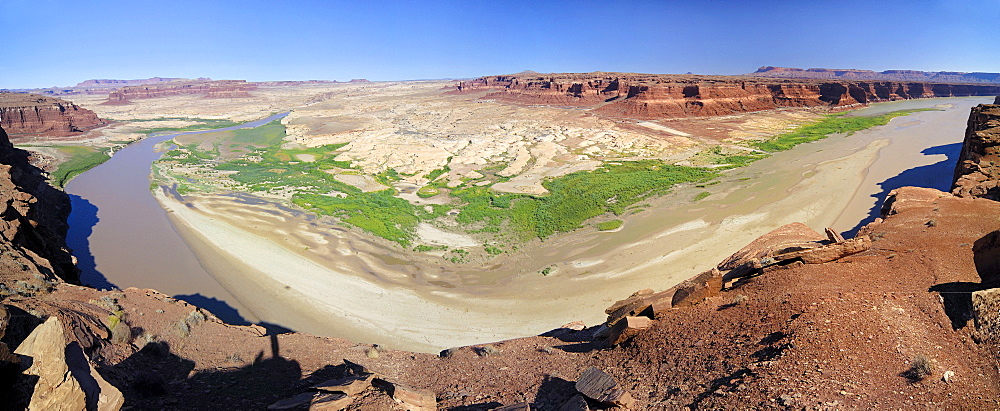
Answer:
[103, 80, 256, 104]
[0, 93, 106, 135]
[751, 66, 1000, 84]
[952, 101, 1000, 200]
[457, 73, 1000, 119]
[0, 125, 78, 283]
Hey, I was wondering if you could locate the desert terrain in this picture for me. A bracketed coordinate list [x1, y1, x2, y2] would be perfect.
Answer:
[9, 77, 977, 352]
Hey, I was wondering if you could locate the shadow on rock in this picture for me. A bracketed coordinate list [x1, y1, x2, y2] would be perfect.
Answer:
[929, 230, 1000, 329]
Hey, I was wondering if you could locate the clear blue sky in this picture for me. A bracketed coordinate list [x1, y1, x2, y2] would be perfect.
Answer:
[2, 0, 998, 89]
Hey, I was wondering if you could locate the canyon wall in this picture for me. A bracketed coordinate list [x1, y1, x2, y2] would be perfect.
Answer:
[750, 66, 1000, 84]
[103, 80, 257, 104]
[0, 125, 78, 283]
[0, 93, 106, 135]
[457, 73, 1000, 119]
[952, 101, 1000, 200]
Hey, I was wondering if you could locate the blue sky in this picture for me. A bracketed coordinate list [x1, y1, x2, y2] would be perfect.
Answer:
[2, 0, 998, 88]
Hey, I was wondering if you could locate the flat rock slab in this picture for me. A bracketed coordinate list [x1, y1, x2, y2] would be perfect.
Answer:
[607, 316, 653, 346]
[313, 374, 372, 396]
[559, 393, 592, 411]
[310, 392, 353, 410]
[575, 366, 634, 408]
[494, 402, 531, 410]
[268, 392, 317, 410]
[381, 380, 436, 411]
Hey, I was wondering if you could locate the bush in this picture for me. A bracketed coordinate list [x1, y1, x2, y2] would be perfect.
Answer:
[904, 354, 934, 381]
[597, 220, 623, 231]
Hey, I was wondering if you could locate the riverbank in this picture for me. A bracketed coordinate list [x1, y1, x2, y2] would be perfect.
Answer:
[151, 97, 992, 352]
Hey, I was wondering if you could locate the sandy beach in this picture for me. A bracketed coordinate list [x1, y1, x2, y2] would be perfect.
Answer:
[149, 97, 992, 352]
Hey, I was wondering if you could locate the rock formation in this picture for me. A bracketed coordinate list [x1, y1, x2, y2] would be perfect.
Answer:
[0, 126, 78, 283]
[456, 72, 1000, 119]
[103, 80, 256, 104]
[0, 94, 105, 135]
[750, 66, 1000, 84]
[3, 87, 1000, 409]
[952, 102, 1000, 200]
[74, 77, 186, 89]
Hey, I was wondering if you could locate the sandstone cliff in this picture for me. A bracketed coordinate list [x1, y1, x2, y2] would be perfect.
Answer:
[457, 73, 1000, 119]
[952, 101, 1000, 200]
[0, 126, 78, 284]
[3, 96, 1000, 409]
[750, 66, 1000, 84]
[0, 94, 106, 135]
[103, 80, 256, 105]
[74, 77, 185, 89]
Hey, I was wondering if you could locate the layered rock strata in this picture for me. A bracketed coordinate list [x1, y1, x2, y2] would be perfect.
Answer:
[952, 102, 1000, 200]
[457, 73, 1000, 119]
[103, 80, 256, 104]
[0, 93, 105, 135]
[750, 66, 1000, 84]
[0, 125, 78, 283]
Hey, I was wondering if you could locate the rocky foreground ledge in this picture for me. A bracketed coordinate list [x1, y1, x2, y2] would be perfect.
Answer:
[2, 101, 1000, 409]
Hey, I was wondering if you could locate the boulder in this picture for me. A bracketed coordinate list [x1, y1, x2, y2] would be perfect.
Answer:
[606, 316, 653, 346]
[671, 268, 723, 307]
[13, 317, 87, 411]
[559, 393, 592, 411]
[574, 367, 634, 408]
[380, 379, 436, 411]
[717, 223, 826, 274]
[313, 374, 372, 396]
[972, 288, 1000, 340]
[605, 289, 675, 326]
[770, 236, 871, 264]
[824, 227, 845, 243]
[0, 305, 9, 338]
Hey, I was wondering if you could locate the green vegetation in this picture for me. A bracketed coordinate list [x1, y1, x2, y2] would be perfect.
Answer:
[753, 109, 932, 152]
[424, 163, 451, 181]
[132, 117, 239, 135]
[597, 219, 624, 231]
[158, 106, 931, 249]
[416, 186, 439, 198]
[50, 146, 110, 187]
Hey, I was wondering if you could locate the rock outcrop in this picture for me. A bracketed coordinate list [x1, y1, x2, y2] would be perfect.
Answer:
[0, 126, 79, 283]
[0, 93, 105, 135]
[103, 80, 256, 104]
[952, 102, 1000, 200]
[750, 66, 1000, 84]
[456, 72, 1000, 119]
[11, 316, 123, 411]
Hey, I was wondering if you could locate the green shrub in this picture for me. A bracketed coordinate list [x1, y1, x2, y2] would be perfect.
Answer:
[597, 220, 623, 231]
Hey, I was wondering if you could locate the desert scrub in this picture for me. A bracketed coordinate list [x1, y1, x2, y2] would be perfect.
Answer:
[175, 309, 207, 337]
[904, 354, 935, 381]
[753, 108, 933, 152]
[597, 219, 623, 231]
[134, 117, 239, 135]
